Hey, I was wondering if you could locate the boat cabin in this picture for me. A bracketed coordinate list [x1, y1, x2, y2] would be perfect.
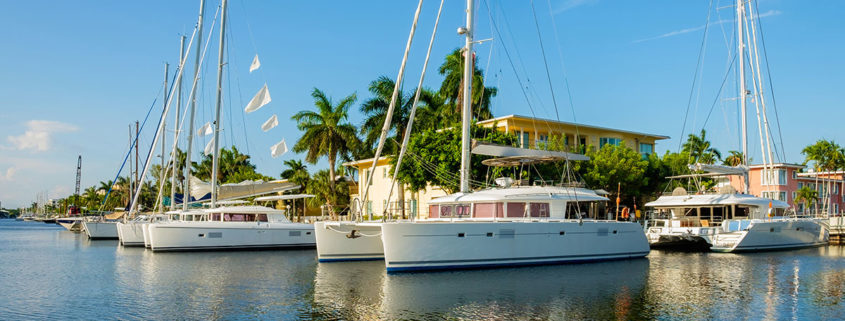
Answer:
[203, 206, 290, 223]
[427, 186, 608, 220]
[645, 194, 789, 228]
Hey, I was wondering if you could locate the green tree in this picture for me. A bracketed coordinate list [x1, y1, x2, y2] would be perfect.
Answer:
[794, 185, 818, 215]
[802, 139, 843, 214]
[192, 146, 272, 183]
[574, 142, 650, 200]
[438, 48, 498, 124]
[280, 159, 310, 220]
[306, 169, 350, 220]
[292, 88, 359, 216]
[722, 150, 745, 167]
[394, 123, 517, 194]
[682, 129, 721, 164]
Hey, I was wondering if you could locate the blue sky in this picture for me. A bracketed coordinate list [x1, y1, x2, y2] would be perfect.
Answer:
[1, 0, 843, 208]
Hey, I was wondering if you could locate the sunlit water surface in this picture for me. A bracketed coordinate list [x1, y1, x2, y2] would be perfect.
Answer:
[0, 219, 843, 320]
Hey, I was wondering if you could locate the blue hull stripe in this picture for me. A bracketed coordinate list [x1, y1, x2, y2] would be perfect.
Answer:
[386, 251, 649, 272]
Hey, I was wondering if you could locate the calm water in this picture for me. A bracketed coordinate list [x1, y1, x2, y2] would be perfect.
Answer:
[0, 219, 843, 320]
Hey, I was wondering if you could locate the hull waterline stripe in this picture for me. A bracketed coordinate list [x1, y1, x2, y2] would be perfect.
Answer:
[387, 250, 650, 266]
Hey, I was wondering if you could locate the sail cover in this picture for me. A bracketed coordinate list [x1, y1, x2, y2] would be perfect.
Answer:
[249, 54, 261, 73]
[189, 176, 300, 202]
[198, 122, 213, 136]
[261, 114, 278, 132]
[271, 139, 287, 158]
[244, 84, 271, 113]
[204, 138, 215, 156]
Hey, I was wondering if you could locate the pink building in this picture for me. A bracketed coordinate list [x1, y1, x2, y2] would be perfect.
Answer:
[728, 164, 845, 215]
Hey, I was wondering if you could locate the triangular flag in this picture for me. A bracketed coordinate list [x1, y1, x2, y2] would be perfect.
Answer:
[270, 139, 287, 158]
[204, 138, 215, 156]
[249, 54, 261, 73]
[261, 114, 278, 132]
[198, 122, 213, 136]
[244, 84, 271, 113]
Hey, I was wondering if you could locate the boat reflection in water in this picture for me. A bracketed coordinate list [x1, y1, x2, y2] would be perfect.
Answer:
[313, 258, 649, 320]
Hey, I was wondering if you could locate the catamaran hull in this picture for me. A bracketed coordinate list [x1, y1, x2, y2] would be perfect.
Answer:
[381, 221, 650, 272]
[57, 219, 82, 232]
[117, 222, 147, 246]
[710, 219, 828, 252]
[83, 221, 119, 239]
[147, 222, 316, 251]
[315, 221, 384, 262]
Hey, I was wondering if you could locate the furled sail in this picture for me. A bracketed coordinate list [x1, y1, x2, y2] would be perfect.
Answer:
[198, 121, 213, 136]
[189, 176, 299, 202]
[270, 139, 287, 158]
[261, 114, 278, 132]
[204, 137, 214, 156]
[249, 54, 261, 73]
[244, 84, 271, 113]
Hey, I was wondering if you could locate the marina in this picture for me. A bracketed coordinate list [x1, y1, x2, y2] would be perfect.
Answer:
[2, 0, 844, 319]
[1, 219, 844, 319]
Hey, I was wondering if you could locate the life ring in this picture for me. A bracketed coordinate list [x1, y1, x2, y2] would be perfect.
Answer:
[621, 207, 630, 219]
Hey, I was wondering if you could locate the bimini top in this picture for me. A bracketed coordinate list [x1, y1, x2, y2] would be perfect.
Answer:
[645, 193, 789, 209]
[429, 186, 608, 204]
[202, 205, 286, 215]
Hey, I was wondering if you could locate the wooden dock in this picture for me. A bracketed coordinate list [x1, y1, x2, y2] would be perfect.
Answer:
[830, 216, 845, 245]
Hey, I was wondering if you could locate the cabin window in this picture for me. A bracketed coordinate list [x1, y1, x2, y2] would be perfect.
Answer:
[473, 203, 501, 218]
[507, 202, 526, 217]
[529, 203, 550, 217]
[429, 205, 440, 218]
[257, 214, 268, 222]
[440, 205, 453, 218]
[211, 213, 221, 221]
[455, 205, 471, 218]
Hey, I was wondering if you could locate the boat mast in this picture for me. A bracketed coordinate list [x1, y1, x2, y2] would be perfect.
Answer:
[183, 0, 206, 211]
[210, 0, 228, 207]
[170, 35, 186, 211]
[160, 62, 169, 213]
[128, 124, 134, 207]
[459, 0, 474, 193]
[737, 0, 749, 194]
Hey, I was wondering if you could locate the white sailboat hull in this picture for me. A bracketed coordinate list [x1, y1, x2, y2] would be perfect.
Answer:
[82, 221, 118, 239]
[117, 222, 146, 246]
[710, 218, 828, 252]
[147, 221, 316, 251]
[56, 218, 82, 232]
[381, 220, 650, 272]
[315, 221, 384, 261]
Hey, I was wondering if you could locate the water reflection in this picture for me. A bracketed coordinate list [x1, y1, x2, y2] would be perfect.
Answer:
[313, 259, 649, 319]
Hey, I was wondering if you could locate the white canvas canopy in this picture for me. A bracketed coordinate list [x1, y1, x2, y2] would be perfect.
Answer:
[189, 177, 300, 201]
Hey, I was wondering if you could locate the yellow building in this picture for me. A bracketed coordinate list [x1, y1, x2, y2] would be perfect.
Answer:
[343, 114, 669, 218]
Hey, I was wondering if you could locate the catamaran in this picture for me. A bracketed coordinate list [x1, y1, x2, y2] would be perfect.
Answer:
[646, 0, 827, 252]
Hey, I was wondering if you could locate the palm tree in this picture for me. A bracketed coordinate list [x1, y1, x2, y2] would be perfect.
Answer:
[306, 169, 350, 220]
[722, 151, 745, 167]
[292, 88, 359, 216]
[360, 76, 435, 219]
[794, 185, 818, 215]
[802, 139, 843, 214]
[682, 129, 721, 165]
[438, 48, 498, 123]
[280, 159, 310, 220]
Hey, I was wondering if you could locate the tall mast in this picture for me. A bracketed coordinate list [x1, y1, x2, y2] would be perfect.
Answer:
[183, 0, 206, 210]
[737, 0, 749, 194]
[135, 121, 140, 201]
[160, 63, 169, 213]
[210, 0, 228, 207]
[459, 0, 474, 193]
[128, 124, 134, 205]
[170, 35, 186, 211]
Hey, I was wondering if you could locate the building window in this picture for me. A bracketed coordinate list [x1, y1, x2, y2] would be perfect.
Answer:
[536, 134, 549, 148]
[834, 203, 839, 214]
[762, 191, 786, 202]
[792, 191, 796, 202]
[521, 132, 530, 149]
[797, 182, 803, 189]
[761, 169, 787, 186]
[792, 171, 797, 180]
[599, 137, 621, 148]
[366, 201, 373, 215]
[639, 143, 654, 159]
[382, 167, 387, 178]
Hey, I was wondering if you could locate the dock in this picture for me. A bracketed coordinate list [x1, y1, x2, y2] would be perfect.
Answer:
[830, 216, 845, 245]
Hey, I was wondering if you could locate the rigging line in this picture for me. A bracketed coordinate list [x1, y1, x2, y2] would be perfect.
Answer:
[702, 53, 737, 128]
[545, 0, 581, 145]
[529, 0, 560, 122]
[384, 0, 445, 213]
[678, 0, 716, 155]
[752, 0, 787, 162]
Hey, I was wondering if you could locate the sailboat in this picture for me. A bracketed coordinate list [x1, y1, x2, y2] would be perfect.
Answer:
[377, 0, 649, 272]
[145, 0, 315, 252]
[645, 0, 827, 252]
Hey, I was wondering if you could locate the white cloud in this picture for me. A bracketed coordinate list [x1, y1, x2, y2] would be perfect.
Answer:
[633, 9, 782, 43]
[0, 167, 16, 181]
[552, 0, 598, 15]
[7, 120, 78, 152]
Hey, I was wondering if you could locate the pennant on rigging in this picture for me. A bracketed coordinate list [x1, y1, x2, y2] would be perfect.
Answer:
[249, 54, 261, 73]
[198, 122, 213, 136]
[244, 84, 271, 113]
[204, 138, 215, 156]
[270, 139, 287, 158]
[261, 114, 279, 132]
